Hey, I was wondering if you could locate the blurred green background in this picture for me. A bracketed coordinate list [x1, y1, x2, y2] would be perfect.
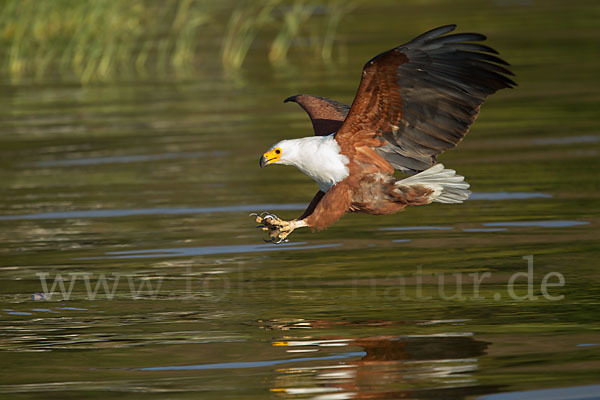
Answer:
[0, 0, 359, 82]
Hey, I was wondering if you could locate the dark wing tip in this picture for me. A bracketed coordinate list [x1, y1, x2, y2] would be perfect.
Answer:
[284, 95, 299, 103]
[416, 26, 516, 90]
[429, 24, 457, 34]
[415, 24, 457, 41]
[505, 76, 518, 87]
[371, 25, 516, 171]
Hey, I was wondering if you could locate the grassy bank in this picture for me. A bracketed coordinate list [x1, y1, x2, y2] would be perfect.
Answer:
[0, 0, 354, 83]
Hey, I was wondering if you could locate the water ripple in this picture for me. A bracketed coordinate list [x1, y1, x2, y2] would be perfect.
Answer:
[380, 226, 452, 231]
[483, 220, 590, 228]
[531, 135, 600, 145]
[140, 351, 366, 371]
[79, 242, 342, 259]
[0, 192, 552, 221]
[468, 192, 552, 200]
[477, 384, 600, 400]
[0, 204, 306, 221]
[31, 151, 227, 167]
[462, 228, 508, 232]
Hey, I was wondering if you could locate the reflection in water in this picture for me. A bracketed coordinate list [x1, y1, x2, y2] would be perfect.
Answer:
[259, 319, 495, 398]
[133, 317, 495, 398]
[269, 327, 494, 399]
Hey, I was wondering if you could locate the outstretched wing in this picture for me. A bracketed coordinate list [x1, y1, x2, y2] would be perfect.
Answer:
[335, 24, 516, 173]
[284, 94, 350, 136]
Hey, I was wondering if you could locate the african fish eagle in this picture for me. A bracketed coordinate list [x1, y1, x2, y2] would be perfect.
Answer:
[253, 25, 516, 243]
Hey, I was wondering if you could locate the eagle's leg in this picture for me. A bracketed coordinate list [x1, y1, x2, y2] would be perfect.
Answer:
[250, 191, 324, 243]
[298, 191, 326, 219]
[252, 213, 307, 243]
[251, 184, 349, 243]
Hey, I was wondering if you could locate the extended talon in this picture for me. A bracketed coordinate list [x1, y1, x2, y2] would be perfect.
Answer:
[250, 213, 262, 224]
[271, 237, 289, 244]
[264, 229, 290, 244]
[250, 212, 283, 225]
[262, 214, 280, 224]
[264, 215, 286, 228]
[260, 211, 280, 220]
[250, 211, 297, 243]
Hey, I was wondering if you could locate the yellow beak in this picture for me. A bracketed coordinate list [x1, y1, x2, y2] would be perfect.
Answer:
[259, 149, 281, 168]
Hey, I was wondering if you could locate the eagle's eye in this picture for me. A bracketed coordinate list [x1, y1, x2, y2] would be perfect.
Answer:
[275, 149, 281, 154]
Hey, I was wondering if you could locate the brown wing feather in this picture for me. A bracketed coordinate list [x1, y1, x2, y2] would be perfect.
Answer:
[284, 94, 350, 136]
[335, 24, 516, 173]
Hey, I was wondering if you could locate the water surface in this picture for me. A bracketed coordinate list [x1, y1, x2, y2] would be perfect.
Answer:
[1, 1, 599, 399]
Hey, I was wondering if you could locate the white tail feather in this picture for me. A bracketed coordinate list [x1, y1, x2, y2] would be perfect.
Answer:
[396, 163, 471, 204]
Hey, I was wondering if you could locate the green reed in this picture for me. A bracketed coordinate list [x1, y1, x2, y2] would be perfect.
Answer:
[0, 0, 354, 83]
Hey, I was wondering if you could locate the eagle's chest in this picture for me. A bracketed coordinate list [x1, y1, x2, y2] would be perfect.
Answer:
[297, 153, 349, 192]
[293, 136, 350, 192]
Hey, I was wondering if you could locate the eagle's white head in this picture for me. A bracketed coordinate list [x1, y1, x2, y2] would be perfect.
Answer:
[260, 135, 349, 192]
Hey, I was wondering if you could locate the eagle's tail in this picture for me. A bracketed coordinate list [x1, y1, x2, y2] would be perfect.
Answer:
[396, 164, 471, 204]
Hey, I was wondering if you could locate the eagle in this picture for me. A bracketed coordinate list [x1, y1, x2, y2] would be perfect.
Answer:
[253, 25, 515, 243]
